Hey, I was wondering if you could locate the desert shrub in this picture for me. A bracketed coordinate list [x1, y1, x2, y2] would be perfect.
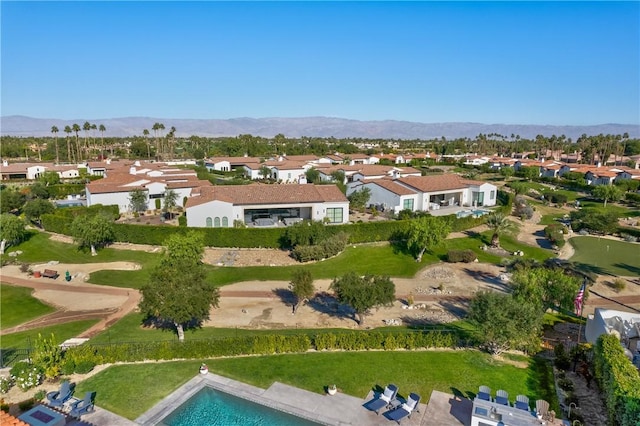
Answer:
[544, 223, 566, 248]
[513, 195, 534, 220]
[611, 278, 626, 292]
[447, 249, 477, 263]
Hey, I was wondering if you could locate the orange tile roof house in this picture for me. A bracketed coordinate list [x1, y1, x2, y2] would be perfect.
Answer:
[185, 183, 349, 227]
[347, 174, 498, 214]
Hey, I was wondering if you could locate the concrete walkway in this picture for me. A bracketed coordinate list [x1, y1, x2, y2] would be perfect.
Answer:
[136, 373, 429, 425]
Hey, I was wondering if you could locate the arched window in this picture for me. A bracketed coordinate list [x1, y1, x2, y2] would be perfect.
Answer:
[214, 217, 221, 227]
[205, 217, 212, 227]
[222, 216, 228, 227]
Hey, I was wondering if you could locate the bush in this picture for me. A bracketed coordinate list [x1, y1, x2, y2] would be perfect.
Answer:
[34, 390, 46, 401]
[554, 343, 571, 370]
[178, 215, 187, 227]
[60, 359, 76, 376]
[611, 279, 626, 292]
[18, 398, 35, 412]
[447, 249, 477, 263]
[10, 362, 42, 391]
[74, 360, 96, 374]
[558, 377, 574, 391]
[0, 376, 12, 394]
[594, 334, 640, 426]
[544, 223, 566, 248]
[291, 232, 349, 262]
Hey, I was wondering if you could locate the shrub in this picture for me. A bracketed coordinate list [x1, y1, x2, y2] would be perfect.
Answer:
[513, 195, 534, 220]
[612, 279, 626, 292]
[31, 333, 63, 380]
[10, 362, 42, 391]
[0, 376, 12, 394]
[554, 343, 571, 370]
[74, 360, 96, 374]
[60, 359, 76, 376]
[544, 223, 566, 248]
[18, 398, 35, 412]
[447, 249, 477, 263]
[558, 377, 574, 391]
[34, 390, 46, 401]
[178, 215, 187, 227]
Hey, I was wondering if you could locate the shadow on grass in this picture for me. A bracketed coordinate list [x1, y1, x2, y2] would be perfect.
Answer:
[306, 292, 356, 323]
[612, 262, 640, 276]
[526, 356, 560, 413]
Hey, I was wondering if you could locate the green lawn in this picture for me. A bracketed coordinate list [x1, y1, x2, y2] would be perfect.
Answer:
[76, 350, 556, 420]
[0, 320, 98, 349]
[569, 236, 640, 276]
[0, 284, 55, 330]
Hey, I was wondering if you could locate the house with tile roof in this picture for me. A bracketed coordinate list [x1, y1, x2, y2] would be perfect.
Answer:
[347, 174, 497, 214]
[185, 183, 349, 227]
[86, 167, 211, 213]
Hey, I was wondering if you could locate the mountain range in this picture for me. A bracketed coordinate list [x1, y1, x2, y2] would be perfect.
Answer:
[2, 115, 639, 140]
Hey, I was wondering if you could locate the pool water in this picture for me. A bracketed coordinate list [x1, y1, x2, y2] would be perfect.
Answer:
[160, 387, 320, 426]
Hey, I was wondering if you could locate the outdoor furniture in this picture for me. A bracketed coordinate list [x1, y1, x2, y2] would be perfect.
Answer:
[69, 391, 96, 418]
[46, 380, 72, 407]
[495, 389, 509, 406]
[476, 385, 491, 401]
[535, 399, 550, 420]
[42, 269, 59, 279]
[515, 395, 530, 411]
[367, 384, 399, 415]
[386, 392, 420, 424]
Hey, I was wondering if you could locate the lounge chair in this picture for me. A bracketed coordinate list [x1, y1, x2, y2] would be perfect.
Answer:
[535, 399, 550, 419]
[515, 395, 530, 411]
[46, 380, 73, 407]
[386, 393, 420, 424]
[367, 384, 399, 415]
[476, 385, 491, 401]
[495, 389, 509, 406]
[69, 391, 96, 418]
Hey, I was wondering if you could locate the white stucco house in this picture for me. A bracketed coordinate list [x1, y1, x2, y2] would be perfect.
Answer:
[347, 174, 497, 214]
[586, 308, 640, 365]
[185, 183, 349, 228]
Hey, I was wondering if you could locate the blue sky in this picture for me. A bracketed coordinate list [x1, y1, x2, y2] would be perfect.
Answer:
[1, 1, 638, 125]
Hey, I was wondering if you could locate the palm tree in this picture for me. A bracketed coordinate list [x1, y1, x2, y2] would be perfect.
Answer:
[82, 121, 91, 158]
[72, 123, 82, 162]
[99, 124, 106, 158]
[152, 122, 160, 159]
[143, 129, 150, 160]
[90, 123, 97, 157]
[64, 125, 73, 162]
[51, 126, 60, 164]
[486, 212, 513, 248]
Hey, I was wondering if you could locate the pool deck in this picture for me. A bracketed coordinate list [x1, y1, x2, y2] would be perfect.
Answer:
[135, 372, 431, 425]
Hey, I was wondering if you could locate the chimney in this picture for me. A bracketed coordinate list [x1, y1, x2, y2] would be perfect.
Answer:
[2, 160, 7, 167]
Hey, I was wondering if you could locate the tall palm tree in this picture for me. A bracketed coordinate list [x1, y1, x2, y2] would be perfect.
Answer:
[51, 126, 60, 164]
[486, 212, 513, 248]
[158, 123, 166, 158]
[143, 129, 150, 160]
[168, 126, 176, 159]
[99, 124, 106, 158]
[90, 123, 97, 157]
[64, 125, 73, 162]
[82, 121, 91, 158]
[72, 123, 82, 162]
[152, 122, 160, 159]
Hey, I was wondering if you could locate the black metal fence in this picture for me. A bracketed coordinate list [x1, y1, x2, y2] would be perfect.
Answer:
[0, 347, 31, 368]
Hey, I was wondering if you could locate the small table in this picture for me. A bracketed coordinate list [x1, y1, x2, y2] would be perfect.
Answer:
[389, 399, 402, 410]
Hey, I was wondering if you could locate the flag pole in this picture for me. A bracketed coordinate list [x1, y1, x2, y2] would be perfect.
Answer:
[575, 278, 587, 345]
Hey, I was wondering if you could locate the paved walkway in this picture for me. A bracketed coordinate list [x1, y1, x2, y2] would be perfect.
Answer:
[136, 373, 429, 426]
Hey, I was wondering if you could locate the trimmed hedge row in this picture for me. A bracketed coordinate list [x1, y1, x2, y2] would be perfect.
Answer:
[64, 331, 456, 365]
[593, 334, 640, 426]
[292, 232, 349, 262]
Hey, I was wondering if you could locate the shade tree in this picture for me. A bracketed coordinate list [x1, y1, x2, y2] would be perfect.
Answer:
[591, 185, 623, 208]
[289, 269, 315, 314]
[0, 213, 27, 254]
[406, 215, 451, 261]
[71, 214, 115, 256]
[330, 272, 395, 326]
[139, 232, 219, 341]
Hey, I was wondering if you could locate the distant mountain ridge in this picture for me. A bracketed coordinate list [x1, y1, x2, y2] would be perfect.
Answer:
[2, 115, 638, 140]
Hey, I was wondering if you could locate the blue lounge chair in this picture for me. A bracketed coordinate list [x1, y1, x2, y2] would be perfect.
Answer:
[366, 384, 399, 415]
[495, 389, 509, 406]
[476, 385, 491, 401]
[386, 392, 420, 424]
[69, 391, 96, 418]
[515, 395, 530, 411]
[46, 380, 73, 407]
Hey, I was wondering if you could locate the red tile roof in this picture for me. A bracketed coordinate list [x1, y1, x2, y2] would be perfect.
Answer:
[366, 179, 417, 196]
[0, 410, 29, 426]
[398, 174, 470, 192]
[186, 184, 347, 208]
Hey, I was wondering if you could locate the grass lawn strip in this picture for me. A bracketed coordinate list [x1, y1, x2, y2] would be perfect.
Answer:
[0, 284, 55, 330]
[0, 320, 99, 349]
[76, 350, 554, 420]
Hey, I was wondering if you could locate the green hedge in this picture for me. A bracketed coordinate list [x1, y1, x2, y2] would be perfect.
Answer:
[593, 334, 640, 426]
[64, 330, 456, 365]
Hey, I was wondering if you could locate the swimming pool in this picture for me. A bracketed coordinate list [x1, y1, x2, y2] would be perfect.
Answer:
[456, 209, 490, 219]
[159, 386, 320, 426]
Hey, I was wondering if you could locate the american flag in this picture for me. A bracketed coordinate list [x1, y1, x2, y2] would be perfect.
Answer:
[574, 280, 586, 315]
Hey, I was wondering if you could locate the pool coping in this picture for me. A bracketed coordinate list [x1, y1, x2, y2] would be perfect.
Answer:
[134, 372, 428, 425]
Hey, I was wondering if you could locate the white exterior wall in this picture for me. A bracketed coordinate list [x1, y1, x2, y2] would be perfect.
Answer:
[87, 190, 140, 213]
[186, 200, 235, 228]
[312, 201, 350, 224]
[272, 167, 306, 183]
[58, 169, 80, 179]
[206, 161, 231, 172]
[243, 165, 263, 180]
[27, 165, 48, 180]
[349, 182, 418, 213]
[465, 183, 498, 207]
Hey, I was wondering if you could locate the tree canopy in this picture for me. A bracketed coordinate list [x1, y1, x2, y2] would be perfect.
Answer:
[71, 214, 115, 255]
[139, 232, 219, 341]
[347, 187, 371, 211]
[24, 199, 55, 226]
[486, 212, 514, 247]
[406, 215, 451, 261]
[591, 185, 623, 208]
[468, 291, 543, 355]
[289, 269, 315, 314]
[0, 213, 27, 254]
[330, 272, 395, 326]
[510, 267, 582, 312]
[128, 189, 148, 213]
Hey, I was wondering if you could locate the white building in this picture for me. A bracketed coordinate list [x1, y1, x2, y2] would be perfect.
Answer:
[347, 174, 498, 214]
[586, 308, 640, 357]
[185, 183, 349, 228]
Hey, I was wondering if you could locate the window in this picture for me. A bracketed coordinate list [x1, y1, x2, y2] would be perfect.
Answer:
[206, 217, 212, 228]
[490, 190, 495, 200]
[214, 217, 221, 227]
[222, 217, 228, 227]
[403, 199, 414, 210]
[326, 208, 343, 223]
